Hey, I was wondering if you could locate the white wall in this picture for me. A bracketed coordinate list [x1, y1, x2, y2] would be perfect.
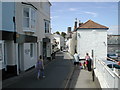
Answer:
[5, 41, 16, 65]
[60, 36, 64, 48]
[77, 29, 107, 60]
[68, 32, 77, 55]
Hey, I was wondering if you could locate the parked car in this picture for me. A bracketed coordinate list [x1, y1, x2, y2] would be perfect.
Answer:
[107, 54, 118, 59]
[63, 49, 68, 52]
[107, 64, 120, 69]
[103, 60, 120, 69]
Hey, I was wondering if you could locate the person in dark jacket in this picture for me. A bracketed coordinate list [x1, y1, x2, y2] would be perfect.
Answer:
[85, 53, 92, 71]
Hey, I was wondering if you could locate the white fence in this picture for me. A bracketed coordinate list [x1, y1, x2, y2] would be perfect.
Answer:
[95, 59, 120, 89]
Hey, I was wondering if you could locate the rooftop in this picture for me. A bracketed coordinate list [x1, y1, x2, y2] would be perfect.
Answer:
[77, 20, 109, 30]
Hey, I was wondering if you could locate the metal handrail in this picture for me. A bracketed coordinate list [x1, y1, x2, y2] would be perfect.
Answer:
[97, 59, 115, 78]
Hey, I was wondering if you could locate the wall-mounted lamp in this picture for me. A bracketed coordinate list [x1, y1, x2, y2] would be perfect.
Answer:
[78, 33, 80, 38]
[103, 42, 106, 46]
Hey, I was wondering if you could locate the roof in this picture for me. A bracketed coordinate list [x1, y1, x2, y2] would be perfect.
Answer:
[77, 20, 109, 30]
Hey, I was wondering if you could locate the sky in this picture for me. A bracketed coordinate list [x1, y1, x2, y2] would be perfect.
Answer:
[50, 2, 118, 35]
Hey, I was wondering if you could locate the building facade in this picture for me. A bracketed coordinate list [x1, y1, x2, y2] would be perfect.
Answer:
[51, 34, 64, 51]
[0, 1, 51, 79]
[77, 20, 108, 60]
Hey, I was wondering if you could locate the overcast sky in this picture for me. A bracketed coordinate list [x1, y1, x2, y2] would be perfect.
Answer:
[51, 2, 118, 35]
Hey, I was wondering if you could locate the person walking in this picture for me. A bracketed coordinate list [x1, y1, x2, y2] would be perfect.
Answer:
[36, 55, 45, 79]
[85, 53, 92, 71]
[74, 52, 80, 67]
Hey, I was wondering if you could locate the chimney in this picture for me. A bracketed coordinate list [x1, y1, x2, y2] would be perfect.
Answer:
[79, 20, 83, 27]
[74, 18, 77, 31]
[67, 27, 71, 33]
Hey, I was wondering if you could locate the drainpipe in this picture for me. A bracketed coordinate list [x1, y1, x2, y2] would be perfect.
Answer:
[13, 2, 19, 75]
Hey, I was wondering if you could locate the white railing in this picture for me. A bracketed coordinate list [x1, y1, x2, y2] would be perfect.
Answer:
[95, 59, 120, 89]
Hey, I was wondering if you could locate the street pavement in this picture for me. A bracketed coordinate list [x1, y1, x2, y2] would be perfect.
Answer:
[2, 51, 101, 89]
[2, 51, 74, 88]
[68, 60, 101, 89]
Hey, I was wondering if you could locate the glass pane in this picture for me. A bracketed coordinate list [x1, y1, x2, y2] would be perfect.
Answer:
[31, 20, 35, 29]
[24, 8, 29, 17]
[23, 18, 29, 28]
[31, 9, 36, 20]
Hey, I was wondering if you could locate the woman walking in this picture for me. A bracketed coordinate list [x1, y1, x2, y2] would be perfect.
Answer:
[36, 55, 45, 79]
[85, 53, 92, 71]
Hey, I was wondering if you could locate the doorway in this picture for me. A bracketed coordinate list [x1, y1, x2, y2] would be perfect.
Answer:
[18, 44, 24, 73]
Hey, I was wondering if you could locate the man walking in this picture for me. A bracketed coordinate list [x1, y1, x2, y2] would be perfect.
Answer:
[73, 52, 80, 67]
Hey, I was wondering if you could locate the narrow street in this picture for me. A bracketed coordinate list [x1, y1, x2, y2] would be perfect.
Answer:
[3, 52, 74, 88]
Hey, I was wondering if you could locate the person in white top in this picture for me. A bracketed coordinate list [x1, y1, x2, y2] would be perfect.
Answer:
[74, 52, 80, 67]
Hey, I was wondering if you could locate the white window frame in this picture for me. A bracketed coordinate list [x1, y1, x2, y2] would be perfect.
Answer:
[23, 6, 36, 32]
[44, 20, 50, 33]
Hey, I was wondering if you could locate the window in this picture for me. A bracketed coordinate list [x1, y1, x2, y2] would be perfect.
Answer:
[23, 7, 36, 31]
[30, 43, 34, 57]
[0, 44, 2, 61]
[44, 20, 50, 33]
[31, 9, 36, 29]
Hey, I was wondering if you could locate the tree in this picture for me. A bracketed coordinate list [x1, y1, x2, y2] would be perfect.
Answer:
[55, 31, 60, 35]
[61, 32, 67, 38]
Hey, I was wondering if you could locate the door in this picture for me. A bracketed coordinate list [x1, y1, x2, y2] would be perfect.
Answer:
[18, 44, 24, 72]
[43, 42, 47, 60]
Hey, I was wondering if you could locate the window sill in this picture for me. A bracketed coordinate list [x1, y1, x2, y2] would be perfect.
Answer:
[23, 30, 35, 34]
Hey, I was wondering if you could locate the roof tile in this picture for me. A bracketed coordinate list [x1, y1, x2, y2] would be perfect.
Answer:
[77, 20, 109, 29]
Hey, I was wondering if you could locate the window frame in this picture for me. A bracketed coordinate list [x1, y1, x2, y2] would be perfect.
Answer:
[23, 6, 36, 32]
[44, 20, 50, 33]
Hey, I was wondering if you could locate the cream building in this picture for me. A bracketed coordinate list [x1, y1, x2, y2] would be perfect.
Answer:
[0, 1, 51, 79]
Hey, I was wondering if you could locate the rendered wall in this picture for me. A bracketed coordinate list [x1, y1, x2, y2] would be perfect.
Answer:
[77, 29, 107, 60]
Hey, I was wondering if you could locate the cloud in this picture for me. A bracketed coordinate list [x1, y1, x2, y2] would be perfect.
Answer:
[68, 8, 78, 11]
[84, 11, 98, 17]
[51, 16, 59, 19]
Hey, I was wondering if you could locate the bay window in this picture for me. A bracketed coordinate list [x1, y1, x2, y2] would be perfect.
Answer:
[23, 7, 36, 31]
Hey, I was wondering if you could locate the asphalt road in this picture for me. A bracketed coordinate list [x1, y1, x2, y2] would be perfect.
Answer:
[3, 52, 74, 88]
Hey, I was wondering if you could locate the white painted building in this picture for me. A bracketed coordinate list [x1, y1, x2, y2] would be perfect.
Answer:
[77, 20, 108, 60]
[67, 32, 77, 55]
[51, 34, 64, 51]
[0, 1, 51, 78]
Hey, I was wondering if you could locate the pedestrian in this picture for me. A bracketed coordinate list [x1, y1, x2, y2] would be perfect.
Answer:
[36, 55, 45, 79]
[74, 52, 80, 67]
[83, 61, 87, 69]
[79, 61, 83, 69]
[85, 53, 92, 71]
